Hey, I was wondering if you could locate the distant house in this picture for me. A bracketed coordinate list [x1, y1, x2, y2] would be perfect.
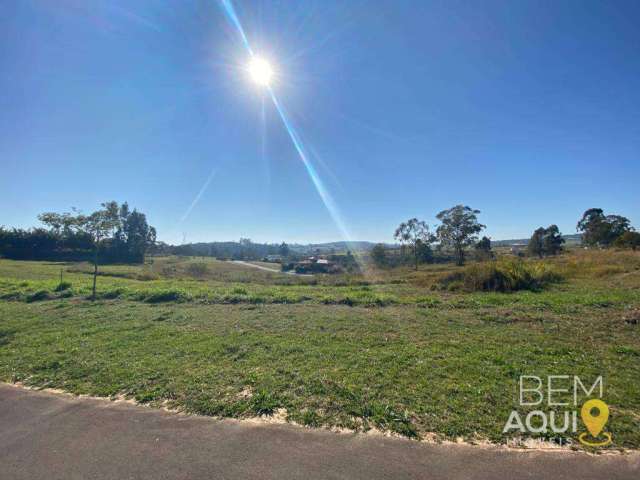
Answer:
[509, 244, 527, 256]
[263, 254, 283, 263]
[292, 256, 335, 273]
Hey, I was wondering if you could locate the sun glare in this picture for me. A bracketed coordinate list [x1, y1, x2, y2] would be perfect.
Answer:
[248, 56, 273, 86]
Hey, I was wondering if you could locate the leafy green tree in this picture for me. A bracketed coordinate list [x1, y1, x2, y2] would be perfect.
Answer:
[606, 215, 632, 244]
[278, 242, 290, 258]
[118, 209, 156, 262]
[415, 240, 434, 264]
[370, 243, 387, 267]
[39, 201, 156, 297]
[528, 225, 565, 258]
[343, 250, 359, 273]
[528, 228, 546, 258]
[475, 236, 493, 260]
[38, 210, 86, 254]
[577, 208, 631, 247]
[436, 205, 485, 266]
[543, 224, 564, 255]
[614, 231, 640, 251]
[37, 212, 65, 234]
[394, 218, 434, 270]
[9, 202, 155, 265]
[80, 204, 120, 299]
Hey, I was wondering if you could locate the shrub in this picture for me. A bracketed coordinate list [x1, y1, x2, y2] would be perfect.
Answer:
[98, 288, 126, 300]
[186, 262, 208, 277]
[26, 290, 51, 302]
[136, 272, 160, 281]
[437, 259, 561, 292]
[416, 296, 441, 308]
[143, 289, 188, 303]
[614, 231, 640, 251]
[162, 266, 177, 277]
[54, 281, 72, 292]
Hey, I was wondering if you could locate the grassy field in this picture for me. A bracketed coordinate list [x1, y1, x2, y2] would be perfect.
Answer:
[0, 251, 639, 449]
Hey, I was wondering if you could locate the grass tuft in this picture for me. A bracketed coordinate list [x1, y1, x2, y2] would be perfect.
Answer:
[142, 289, 189, 303]
[25, 289, 51, 302]
[437, 259, 562, 292]
[54, 281, 72, 292]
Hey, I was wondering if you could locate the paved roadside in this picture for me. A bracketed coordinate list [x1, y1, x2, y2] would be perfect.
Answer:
[0, 384, 638, 480]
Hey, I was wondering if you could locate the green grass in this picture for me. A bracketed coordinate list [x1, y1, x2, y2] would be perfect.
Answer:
[0, 253, 639, 449]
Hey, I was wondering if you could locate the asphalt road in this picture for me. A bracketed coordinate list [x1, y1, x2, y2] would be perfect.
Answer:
[231, 260, 313, 276]
[1, 384, 638, 480]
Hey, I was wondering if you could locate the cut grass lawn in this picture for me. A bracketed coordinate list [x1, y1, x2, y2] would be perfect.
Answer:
[0, 253, 639, 449]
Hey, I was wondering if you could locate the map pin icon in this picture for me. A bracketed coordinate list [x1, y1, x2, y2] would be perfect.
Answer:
[581, 399, 609, 437]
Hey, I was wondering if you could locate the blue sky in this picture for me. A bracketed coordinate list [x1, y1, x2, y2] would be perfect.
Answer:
[1, 0, 639, 244]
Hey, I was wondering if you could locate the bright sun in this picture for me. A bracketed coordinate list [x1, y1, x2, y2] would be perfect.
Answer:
[248, 57, 273, 86]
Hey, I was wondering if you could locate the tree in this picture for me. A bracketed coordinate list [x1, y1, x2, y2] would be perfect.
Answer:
[436, 205, 485, 266]
[528, 225, 565, 258]
[577, 208, 631, 247]
[37, 212, 65, 235]
[415, 240, 434, 264]
[606, 215, 632, 244]
[614, 231, 640, 251]
[38, 201, 156, 298]
[542, 225, 564, 256]
[394, 218, 434, 270]
[114, 207, 156, 263]
[38, 210, 86, 254]
[528, 228, 546, 258]
[279, 242, 290, 258]
[5, 202, 154, 265]
[80, 204, 120, 299]
[370, 243, 387, 267]
[475, 236, 493, 260]
[577, 208, 606, 246]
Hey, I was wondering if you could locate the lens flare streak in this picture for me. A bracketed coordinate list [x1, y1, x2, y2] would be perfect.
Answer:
[218, 0, 355, 246]
[267, 88, 353, 242]
[180, 168, 217, 223]
[220, 0, 253, 55]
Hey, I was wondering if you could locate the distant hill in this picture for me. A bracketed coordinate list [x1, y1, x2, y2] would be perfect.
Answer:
[290, 241, 381, 253]
[157, 240, 386, 259]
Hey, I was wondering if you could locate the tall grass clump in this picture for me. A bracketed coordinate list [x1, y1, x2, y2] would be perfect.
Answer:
[139, 289, 190, 303]
[54, 281, 72, 292]
[186, 262, 209, 278]
[437, 258, 562, 292]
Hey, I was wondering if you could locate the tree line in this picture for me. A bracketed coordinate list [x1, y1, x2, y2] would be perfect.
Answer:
[162, 238, 290, 261]
[2, 203, 638, 278]
[0, 201, 156, 264]
[0, 201, 156, 298]
[371, 205, 639, 269]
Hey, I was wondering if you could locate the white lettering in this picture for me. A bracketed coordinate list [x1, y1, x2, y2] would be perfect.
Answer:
[520, 376, 543, 405]
[503, 411, 526, 433]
